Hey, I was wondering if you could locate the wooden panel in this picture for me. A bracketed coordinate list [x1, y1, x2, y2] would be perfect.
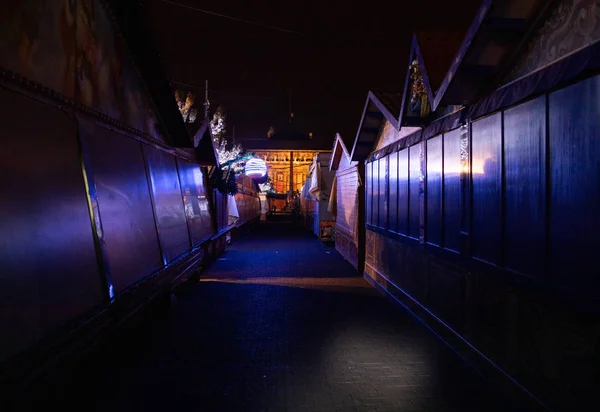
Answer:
[144, 146, 190, 264]
[426, 135, 443, 246]
[549, 76, 600, 292]
[443, 129, 461, 252]
[408, 145, 421, 239]
[398, 149, 409, 235]
[335, 227, 359, 271]
[388, 152, 398, 233]
[234, 192, 261, 226]
[83, 122, 163, 292]
[335, 167, 359, 238]
[0, 91, 104, 362]
[378, 156, 388, 230]
[177, 160, 214, 245]
[471, 113, 502, 265]
[372, 158, 380, 228]
[365, 161, 372, 226]
[504, 96, 546, 278]
[427, 257, 465, 333]
[213, 190, 228, 231]
[365, 229, 376, 270]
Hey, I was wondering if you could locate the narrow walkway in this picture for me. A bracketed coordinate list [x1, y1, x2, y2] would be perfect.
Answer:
[26, 222, 513, 412]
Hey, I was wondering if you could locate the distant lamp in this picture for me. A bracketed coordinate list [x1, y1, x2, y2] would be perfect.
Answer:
[245, 157, 267, 179]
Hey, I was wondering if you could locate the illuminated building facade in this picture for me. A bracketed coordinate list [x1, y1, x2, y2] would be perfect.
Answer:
[255, 149, 317, 194]
[239, 128, 331, 195]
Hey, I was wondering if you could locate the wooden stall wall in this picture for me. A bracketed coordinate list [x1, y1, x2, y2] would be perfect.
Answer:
[0, 85, 214, 368]
[208, 187, 231, 259]
[0, 0, 217, 377]
[212, 190, 229, 233]
[334, 166, 361, 271]
[80, 119, 164, 293]
[305, 198, 318, 236]
[178, 159, 214, 246]
[144, 146, 191, 265]
[234, 174, 261, 228]
[0, 91, 105, 364]
[303, 153, 335, 240]
[302, 164, 318, 235]
[364, 74, 600, 410]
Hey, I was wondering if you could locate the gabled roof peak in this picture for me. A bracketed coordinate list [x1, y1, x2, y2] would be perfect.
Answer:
[330, 133, 353, 171]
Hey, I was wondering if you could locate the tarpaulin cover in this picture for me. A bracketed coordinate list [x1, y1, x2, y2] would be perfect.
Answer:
[228, 194, 239, 226]
[308, 163, 321, 200]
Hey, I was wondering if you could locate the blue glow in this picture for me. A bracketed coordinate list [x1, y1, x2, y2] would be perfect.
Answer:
[367, 271, 550, 410]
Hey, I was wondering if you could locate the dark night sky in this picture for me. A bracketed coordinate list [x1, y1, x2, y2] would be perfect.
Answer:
[144, 0, 482, 145]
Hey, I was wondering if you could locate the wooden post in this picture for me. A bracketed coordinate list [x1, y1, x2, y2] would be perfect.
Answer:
[289, 151, 294, 193]
[357, 162, 366, 274]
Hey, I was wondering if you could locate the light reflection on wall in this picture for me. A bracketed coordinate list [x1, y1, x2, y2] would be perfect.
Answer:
[183, 195, 194, 220]
[193, 167, 204, 188]
[426, 156, 486, 175]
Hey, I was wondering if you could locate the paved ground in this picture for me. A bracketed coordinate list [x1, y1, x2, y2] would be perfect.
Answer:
[19, 221, 517, 412]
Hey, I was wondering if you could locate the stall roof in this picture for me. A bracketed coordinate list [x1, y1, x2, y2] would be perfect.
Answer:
[372, 91, 403, 123]
[107, 0, 192, 148]
[350, 90, 401, 162]
[351, 0, 578, 164]
[414, 30, 467, 101]
[433, 0, 551, 110]
[191, 118, 219, 167]
[329, 133, 352, 172]
[385, 29, 468, 130]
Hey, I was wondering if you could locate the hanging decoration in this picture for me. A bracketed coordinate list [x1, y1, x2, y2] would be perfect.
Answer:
[210, 106, 226, 138]
[245, 157, 267, 179]
[175, 90, 198, 123]
[409, 59, 430, 118]
[172, 92, 251, 193]
[210, 106, 247, 173]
